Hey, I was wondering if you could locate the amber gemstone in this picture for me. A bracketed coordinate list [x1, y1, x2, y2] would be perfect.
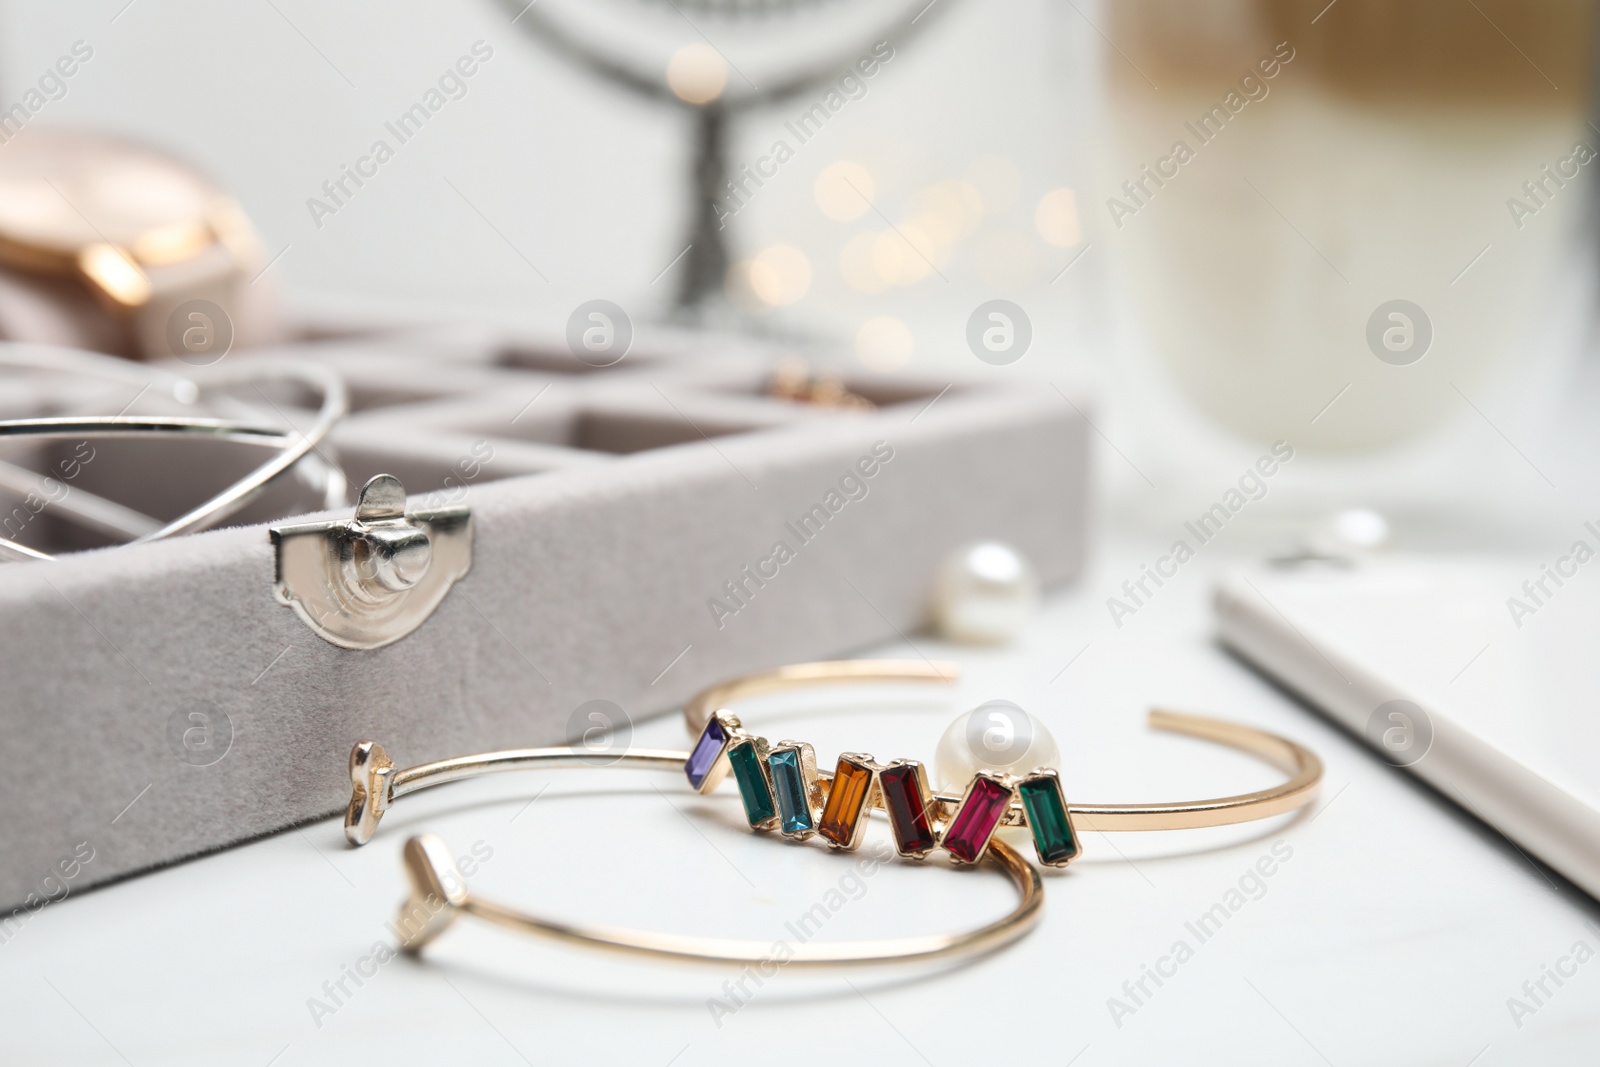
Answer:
[819, 755, 876, 848]
[880, 762, 937, 856]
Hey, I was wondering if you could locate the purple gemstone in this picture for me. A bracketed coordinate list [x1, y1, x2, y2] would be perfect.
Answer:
[685, 716, 728, 789]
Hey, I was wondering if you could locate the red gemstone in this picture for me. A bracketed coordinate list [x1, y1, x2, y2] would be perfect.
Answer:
[880, 762, 937, 856]
[943, 775, 1013, 863]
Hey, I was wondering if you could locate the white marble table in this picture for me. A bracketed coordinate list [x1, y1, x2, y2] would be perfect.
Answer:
[5, 531, 1595, 1067]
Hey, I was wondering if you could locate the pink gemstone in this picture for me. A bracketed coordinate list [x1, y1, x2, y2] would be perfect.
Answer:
[943, 775, 1013, 863]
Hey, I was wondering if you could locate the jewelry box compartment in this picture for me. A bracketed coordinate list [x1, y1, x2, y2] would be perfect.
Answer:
[0, 324, 1091, 908]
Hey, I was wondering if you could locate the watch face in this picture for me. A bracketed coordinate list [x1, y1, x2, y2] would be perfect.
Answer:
[0, 129, 216, 267]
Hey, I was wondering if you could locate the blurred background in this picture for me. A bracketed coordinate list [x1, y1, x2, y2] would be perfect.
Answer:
[1, 0, 1597, 546]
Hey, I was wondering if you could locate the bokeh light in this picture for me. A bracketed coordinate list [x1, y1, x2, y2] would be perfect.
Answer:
[667, 44, 727, 105]
[856, 315, 913, 372]
[1035, 188, 1081, 247]
[965, 155, 1021, 214]
[814, 161, 875, 221]
[746, 244, 811, 306]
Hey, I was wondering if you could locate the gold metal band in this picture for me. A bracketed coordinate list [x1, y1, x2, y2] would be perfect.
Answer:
[344, 659, 1317, 965]
[349, 746, 1044, 965]
[683, 659, 1323, 833]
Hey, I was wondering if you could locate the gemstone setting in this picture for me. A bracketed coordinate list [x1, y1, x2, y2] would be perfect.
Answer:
[685, 711, 738, 793]
[942, 772, 1015, 864]
[1018, 768, 1078, 866]
[818, 753, 880, 850]
[768, 741, 821, 838]
[683, 709, 1077, 872]
[728, 736, 778, 830]
[879, 760, 938, 858]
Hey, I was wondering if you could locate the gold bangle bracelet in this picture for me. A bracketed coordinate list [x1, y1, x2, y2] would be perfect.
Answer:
[683, 660, 1323, 867]
[346, 745, 1045, 965]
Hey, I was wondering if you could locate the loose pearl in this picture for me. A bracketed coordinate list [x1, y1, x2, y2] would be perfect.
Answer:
[933, 699, 1061, 792]
[1318, 508, 1390, 552]
[932, 541, 1040, 645]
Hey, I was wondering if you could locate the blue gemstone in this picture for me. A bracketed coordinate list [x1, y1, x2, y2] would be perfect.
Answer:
[685, 716, 727, 790]
[768, 748, 813, 833]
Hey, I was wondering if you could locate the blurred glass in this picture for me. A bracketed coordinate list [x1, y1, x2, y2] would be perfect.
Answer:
[1098, 0, 1596, 454]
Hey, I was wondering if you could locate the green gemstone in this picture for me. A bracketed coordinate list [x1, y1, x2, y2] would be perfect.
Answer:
[1020, 773, 1078, 865]
[729, 740, 777, 827]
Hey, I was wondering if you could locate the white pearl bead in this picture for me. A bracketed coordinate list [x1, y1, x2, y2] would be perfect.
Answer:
[1315, 508, 1390, 553]
[932, 541, 1040, 645]
[933, 700, 1060, 792]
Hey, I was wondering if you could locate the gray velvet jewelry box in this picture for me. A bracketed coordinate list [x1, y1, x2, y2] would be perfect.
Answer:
[0, 325, 1089, 910]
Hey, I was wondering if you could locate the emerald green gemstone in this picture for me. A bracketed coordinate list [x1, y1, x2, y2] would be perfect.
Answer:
[1019, 774, 1078, 865]
[729, 740, 777, 827]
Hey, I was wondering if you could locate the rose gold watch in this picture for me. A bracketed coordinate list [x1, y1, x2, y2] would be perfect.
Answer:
[0, 128, 279, 361]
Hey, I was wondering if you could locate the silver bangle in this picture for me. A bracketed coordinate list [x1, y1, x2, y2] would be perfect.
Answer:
[0, 346, 347, 561]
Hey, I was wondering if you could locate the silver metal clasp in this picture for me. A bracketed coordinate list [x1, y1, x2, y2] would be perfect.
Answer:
[271, 474, 472, 650]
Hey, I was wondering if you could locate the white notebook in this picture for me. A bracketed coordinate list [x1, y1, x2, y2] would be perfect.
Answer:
[1215, 556, 1600, 899]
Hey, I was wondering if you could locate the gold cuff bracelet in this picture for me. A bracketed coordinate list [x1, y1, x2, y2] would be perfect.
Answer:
[683, 660, 1323, 867]
[343, 660, 1320, 967]
[345, 744, 1043, 965]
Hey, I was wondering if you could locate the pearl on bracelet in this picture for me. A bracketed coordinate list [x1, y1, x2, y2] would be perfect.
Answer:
[931, 541, 1040, 645]
[933, 699, 1060, 792]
